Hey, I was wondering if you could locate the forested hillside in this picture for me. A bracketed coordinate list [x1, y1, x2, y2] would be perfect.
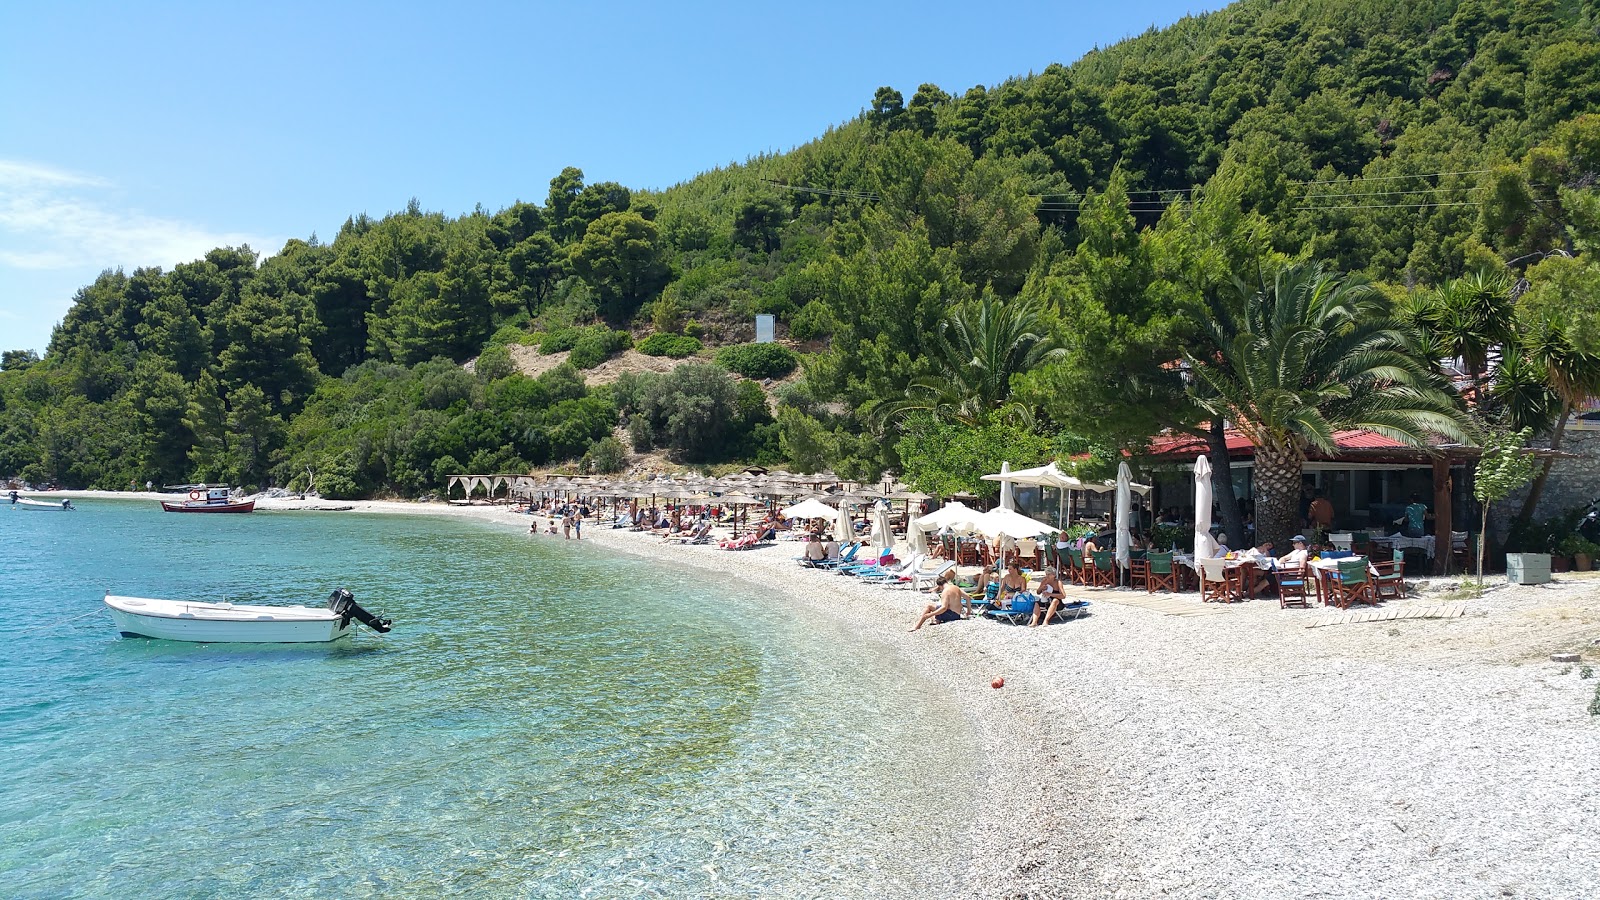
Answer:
[3, 0, 1598, 505]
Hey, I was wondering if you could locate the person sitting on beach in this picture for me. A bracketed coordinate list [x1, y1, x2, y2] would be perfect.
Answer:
[910, 571, 970, 631]
[1030, 567, 1067, 627]
[997, 562, 1029, 607]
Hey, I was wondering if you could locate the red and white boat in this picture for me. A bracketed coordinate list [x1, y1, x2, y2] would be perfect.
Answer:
[160, 486, 255, 513]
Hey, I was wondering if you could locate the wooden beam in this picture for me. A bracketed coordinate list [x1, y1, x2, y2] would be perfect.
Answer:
[1433, 457, 1452, 576]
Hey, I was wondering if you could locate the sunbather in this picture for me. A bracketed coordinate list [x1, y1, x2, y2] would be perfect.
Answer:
[910, 572, 970, 631]
[997, 562, 1029, 604]
[1029, 567, 1067, 627]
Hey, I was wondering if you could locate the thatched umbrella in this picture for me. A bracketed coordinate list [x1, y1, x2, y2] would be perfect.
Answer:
[715, 492, 765, 538]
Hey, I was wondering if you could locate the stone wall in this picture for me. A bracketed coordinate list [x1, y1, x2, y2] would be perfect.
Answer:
[1500, 427, 1600, 535]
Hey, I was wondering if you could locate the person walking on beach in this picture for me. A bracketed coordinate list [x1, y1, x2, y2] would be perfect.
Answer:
[561, 504, 573, 539]
[911, 571, 970, 631]
[573, 508, 583, 540]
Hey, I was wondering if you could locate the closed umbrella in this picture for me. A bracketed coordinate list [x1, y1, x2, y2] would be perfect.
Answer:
[1115, 461, 1132, 574]
[998, 461, 1015, 511]
[835, 501, 855, 543]
[907, 520, 928, 556]
[871, 502, 893, 551]
[1194, 455, 1217, 558]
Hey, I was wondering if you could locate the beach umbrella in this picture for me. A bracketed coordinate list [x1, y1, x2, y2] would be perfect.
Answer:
[871, 502, 893, 551]
[912, 500, 984, 533]
[835, 500, 854, 543]
[1194, 455, 1218, 559]
[783, 498, 838, 520]
[907, 520, 928, 556]
[1115, 461, 1132, 574]
[973, 507, 1058, 541]
[998, 461, 1015, 511]
[716, 491, 764, 538]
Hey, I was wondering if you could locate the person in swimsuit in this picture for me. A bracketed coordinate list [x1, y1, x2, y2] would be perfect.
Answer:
[911, 572, 970, 631]
[997, 562, 1029, 607]
[1030, 567, 1067, 627]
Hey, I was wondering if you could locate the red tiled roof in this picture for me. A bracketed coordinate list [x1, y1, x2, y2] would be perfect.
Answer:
[1143, 428, 1410, 459]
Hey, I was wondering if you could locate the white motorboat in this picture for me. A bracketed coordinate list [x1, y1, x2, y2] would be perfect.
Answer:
[9, 492, 75, 510]
[104, 589, 392, 643]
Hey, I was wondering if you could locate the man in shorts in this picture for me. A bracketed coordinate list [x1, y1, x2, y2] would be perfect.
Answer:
[910, 571, 970, 631]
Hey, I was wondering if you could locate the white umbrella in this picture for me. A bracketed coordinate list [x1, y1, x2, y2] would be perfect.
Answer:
[911, 500, 984, 533]
[1194, 455, 1218, 558]
[783, 498, 838, 520]
[871, 502, 893, 550]
[907, 520, 928, 555]
[835, 501, 855, 542]
[973, 507, 1059, 541]
[998, 461, 1015, 511]
[1115, 461, 1132, 572]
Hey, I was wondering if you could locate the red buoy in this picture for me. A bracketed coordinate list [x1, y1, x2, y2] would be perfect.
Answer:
[991, 676, 1004, 689]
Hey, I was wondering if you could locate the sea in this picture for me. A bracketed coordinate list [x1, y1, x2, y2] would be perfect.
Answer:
[0, 500, 976, 898]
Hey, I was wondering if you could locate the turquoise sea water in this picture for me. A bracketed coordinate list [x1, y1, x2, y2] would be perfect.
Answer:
[0, 501, 975, 898]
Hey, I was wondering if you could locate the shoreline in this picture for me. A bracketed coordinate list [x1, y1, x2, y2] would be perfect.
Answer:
[39, 491, 1600, 897]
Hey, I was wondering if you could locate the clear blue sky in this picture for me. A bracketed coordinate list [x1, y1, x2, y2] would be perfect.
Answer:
[0, 0, 1226, 354]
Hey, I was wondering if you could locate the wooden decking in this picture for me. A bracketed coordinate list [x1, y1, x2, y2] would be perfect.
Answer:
[1304, 602, 1468, 628]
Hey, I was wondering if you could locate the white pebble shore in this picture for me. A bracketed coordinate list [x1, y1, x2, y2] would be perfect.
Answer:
[572, 522, 1600, 899]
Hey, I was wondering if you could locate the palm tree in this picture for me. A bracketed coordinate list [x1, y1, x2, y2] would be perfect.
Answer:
[871, 294, 1063, 427]
[1510, 315, 1600, 527]
[1400, 268, 1514, 399]
[1185, 263, 1473, 548]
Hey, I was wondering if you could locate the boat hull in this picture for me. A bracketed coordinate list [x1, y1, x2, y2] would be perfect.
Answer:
[160, 499, 256, 513]
[104, 595, 351, 643]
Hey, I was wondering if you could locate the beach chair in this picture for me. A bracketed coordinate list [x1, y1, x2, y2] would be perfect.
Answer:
[911, 559, 957, 592]
[1065, 548, 1087, 586]
[816, 542, 863, 569]
[982, 592, 1037, 625]
[1044, 599, 1093, 624]
[1276, 564, 1311, 608]
[1326, 559, 1376, 608]
[1088, 551, 1117, 588]
[858, 554, 924, 584]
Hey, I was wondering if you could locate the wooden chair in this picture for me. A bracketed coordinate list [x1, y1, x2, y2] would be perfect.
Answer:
[1198, 558, 1242, 603]
[1088, 550, 1117, 587]
[1276, 564, 1311, 608]
[1326, 559, 1376, 609]
[1066, 548, 1088, 586]
[1143, 551, 1179, 593]
[1372, 549, 1406, 601]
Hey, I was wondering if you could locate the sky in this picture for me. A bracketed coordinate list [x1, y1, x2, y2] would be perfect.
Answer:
[0, 0, 1228, 354]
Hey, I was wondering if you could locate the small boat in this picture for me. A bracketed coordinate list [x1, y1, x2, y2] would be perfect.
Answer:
[9, 492, 75, 511]
[160, 485, 255, 513]
[104, 589, 393, 643]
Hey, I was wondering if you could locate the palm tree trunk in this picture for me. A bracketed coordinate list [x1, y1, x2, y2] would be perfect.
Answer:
[1207, 418, 1248, 548]
[1513, 396, 1572, 530]
[1253, 443, 1303, 550]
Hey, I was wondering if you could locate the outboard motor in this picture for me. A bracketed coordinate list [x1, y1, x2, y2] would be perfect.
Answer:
[326, 588, 393, 633]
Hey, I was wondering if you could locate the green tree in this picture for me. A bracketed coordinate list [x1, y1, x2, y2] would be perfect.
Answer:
[1472, 428, 1539, 583]
[567, 212, 670, 323]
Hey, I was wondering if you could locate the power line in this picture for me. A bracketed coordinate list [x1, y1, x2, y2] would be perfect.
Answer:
[1294, 201, 1481, 210]
[1291, 168, 1497, 186]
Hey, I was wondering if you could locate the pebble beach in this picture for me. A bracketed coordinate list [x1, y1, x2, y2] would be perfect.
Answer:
[42, 492, 1600, 898]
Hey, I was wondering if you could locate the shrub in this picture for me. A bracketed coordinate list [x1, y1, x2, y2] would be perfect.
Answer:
[627, 413, 654, 452]
[488, 323, 533, 347]
[683, 319, 704, 339]
[569, 327, 631, 369]
[715, 342, 798, 379]
[474, 344, 515, 381]
[583, 436, 627, 474]
[789, 300, 834, 341]
[540, 328, 580, 354]
[637, 333, 703, 358]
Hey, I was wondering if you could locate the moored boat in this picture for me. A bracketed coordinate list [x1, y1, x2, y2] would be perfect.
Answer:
[104, 589, 393, 643]
[9, 491, 75, 510]
[160, 485, 255, 513]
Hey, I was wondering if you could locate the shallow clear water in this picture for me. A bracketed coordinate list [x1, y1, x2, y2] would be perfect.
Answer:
[0, 501, 975, 898]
